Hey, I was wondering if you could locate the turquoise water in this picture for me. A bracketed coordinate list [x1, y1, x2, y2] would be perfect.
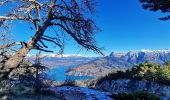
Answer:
[46, 66, 93, 81]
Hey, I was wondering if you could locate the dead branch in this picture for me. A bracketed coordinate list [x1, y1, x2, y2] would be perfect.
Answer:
[0, 42, 22, 50]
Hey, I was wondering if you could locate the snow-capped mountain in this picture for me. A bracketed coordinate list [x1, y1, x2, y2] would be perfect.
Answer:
[27, 49, 170, 74]
[110, 49, 170, 65]
[67, 50, 170, 77]
[27, 54, 83, 58]
[26, 54, 96, 68]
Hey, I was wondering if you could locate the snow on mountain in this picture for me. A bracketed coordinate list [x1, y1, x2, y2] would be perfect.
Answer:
[110, 49, 170, 65]
[27, 49, 170, 71]
[26, 53, 96, 68]
[110, 49, 170, 57]
[27, 54, 85, 58]
[67, 49, 170, 78]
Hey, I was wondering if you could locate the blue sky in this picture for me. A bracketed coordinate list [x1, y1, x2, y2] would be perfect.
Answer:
[94, 0, 170, 55]
[10, 0, 170, 56]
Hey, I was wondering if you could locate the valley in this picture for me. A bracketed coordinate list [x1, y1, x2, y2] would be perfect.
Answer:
[31, 49, 170, 99]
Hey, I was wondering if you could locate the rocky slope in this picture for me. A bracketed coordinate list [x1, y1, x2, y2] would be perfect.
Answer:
[67, 50, 170, 78]
[1, 81, 113, 100]
[52, 86, 113, 100]
[95, 79, 170, 99]
[67, 58, 111, 77]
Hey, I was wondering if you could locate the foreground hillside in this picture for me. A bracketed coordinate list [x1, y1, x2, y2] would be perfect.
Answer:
[67, 50, 170, 77]
[94, 61, 170, 99]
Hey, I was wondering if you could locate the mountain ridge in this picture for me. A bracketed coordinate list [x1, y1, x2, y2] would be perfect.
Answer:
[26, 54, 96, 68]
[27, 54, 93, 58]
[67, 49, 170, 77]
[110, 49, 170, 65]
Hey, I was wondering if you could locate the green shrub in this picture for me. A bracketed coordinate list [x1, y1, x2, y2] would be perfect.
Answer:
[103, 61, 170, 85]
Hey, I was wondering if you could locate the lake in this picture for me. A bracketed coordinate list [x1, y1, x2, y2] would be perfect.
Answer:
[46, 66, 93, 81]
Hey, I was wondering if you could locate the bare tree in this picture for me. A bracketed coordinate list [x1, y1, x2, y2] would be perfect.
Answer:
[0, 0, 102, 78]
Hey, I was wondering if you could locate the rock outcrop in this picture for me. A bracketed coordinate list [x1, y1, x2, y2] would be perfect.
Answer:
[95, 79, 170, 99]
[47, 86, 113, 100]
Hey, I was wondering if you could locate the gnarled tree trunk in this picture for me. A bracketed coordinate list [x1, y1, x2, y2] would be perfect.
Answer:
[0, 46, 30, 79]
[3, 37, 37, 72]
[4, 46, 30, 70]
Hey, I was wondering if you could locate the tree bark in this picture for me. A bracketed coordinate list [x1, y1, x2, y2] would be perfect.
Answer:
[0, 45, 31, 79]
[3, 19, 49, 72]
[4, 46, 30, 70]
[3, 38, 35, 70]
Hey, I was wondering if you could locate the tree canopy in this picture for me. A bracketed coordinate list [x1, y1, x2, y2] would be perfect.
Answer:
[105, 61, 170, 85]
[140, 0, 170, 20]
